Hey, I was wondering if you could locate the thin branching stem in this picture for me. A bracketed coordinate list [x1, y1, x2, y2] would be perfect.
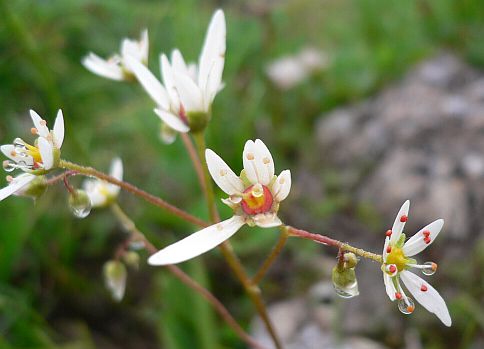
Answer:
[252, 227, 289, 284]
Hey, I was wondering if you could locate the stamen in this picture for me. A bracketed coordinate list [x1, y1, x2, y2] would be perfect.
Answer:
[420, 284, 428, 292]
[246, 153, 254, 160]
[389, 265, 397, 274]
[10, 151, 17, 157]
[385, 229, 392, 237]
[6, 175, 13, 182]
[386, 246, 392, 253]
[424, 236, 431, 244]
[395, 292, 402, 300]
[400, 215, 408, 222]
[31, 127, 38, 135]
[422, 230, 430, 237]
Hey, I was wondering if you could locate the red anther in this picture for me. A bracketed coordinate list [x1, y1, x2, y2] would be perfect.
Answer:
[386, 246, 392, 253]
[395, 292, 402, 300]
[400, 215, 408, 223]
[385, 230, 392, 237]
[420, 284, 428, 292]
[423, 230, 431, 237]
[407, 305, 415, 313]
[424, 236, 431, 244]
[33, 162, 40, 169]
[389, 265, 397, 274]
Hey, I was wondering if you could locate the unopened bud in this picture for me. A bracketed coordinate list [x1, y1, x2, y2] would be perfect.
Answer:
[123, 251, 140, 270]
[332, 265, 359, 299]
[103, 260, 127, 301]
[343, 252, 358, 269]
[15, 176, 47, 200]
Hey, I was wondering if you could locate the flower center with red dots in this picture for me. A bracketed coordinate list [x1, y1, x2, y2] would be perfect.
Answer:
[241, 185, 273, 215]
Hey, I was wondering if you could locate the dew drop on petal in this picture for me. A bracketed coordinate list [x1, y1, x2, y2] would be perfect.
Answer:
[3, 161, 16, 172]
[422, 261, 437, 276]
[68, 189, 92, 218]
[397, 297, 415, 315]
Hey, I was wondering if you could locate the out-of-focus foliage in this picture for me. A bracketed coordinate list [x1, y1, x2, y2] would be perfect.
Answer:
[0, 0, 483, 348]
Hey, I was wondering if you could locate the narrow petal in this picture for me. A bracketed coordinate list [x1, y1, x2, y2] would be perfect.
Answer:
[53, 109, 64, 148]
[272, 170, 291, 202]
[140, 29, 149, 62]
[108, 157, 123, 196]
[82, 53, 124, 81]
[205, 149, 244, 195]
[160, 54, 181, 110]
[172, 71, 204, 112]
[1, 144, 33, 166]
[400, 271, 452, 326]
[124, 56, 170, 110]
[253, 213, 282, 228]
[38, 137, 54, 170]
[243, 139, 274, 185]
[171, 49, 192, 78]
[383, 236, 390, 259]
[403, 219, 444, 257]
[204, 52, 225, 106]
[390, 200, 410, 245]
[0, 174, 35, 201]
[198, 10, 226, 97]
[154, 109, 189, 133]
[384, 273, 397, 301]
[148, 216, 245, 265]
[29, 110, 49, 137]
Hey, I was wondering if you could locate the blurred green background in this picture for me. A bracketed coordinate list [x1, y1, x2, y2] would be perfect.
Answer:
[1, 0, 483, 348]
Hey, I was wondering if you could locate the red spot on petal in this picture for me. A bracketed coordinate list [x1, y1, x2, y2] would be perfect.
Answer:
[423, 230, 431, 237]
[395, 292, 402, 300]
[389, 265, 397, 274]
[400, 215, 408, 223]
[386, 246, 392, 253]
[385, 230, 392, 237]
[421, 284, 428, 292]
[424, 236, 431, 244]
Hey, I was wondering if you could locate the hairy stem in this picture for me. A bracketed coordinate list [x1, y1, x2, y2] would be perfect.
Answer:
[59, 159, 208, 228]
[110, 203, 267, 349]
[191, 133, 284, 349]
[286, 226, 383, 263]
[252, 227, 289, 284]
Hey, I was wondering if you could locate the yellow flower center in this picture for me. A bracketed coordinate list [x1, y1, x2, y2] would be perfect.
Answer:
[385, 247, 408, 272]
[25, 143, 43, 163]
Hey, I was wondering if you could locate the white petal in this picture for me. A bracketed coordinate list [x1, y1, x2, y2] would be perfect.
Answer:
[160, 54, 181, 110]
[383, 236, 390, 259]
[1, 144, 33, 165]
[53, 109, 64, 148]
[390, 200, 410, 245]
[88, 188, 108, 208]
[154, 109, 189, 133]
[148, 216, 245, 265]
[38, 137, 54, 170]
[384, 273, 397, 301]
[0, 174, 35, 201]
[171, 49, 191, 77]
[124, 55, 170, 110]
[203, 51, 225, 106]
[172, 71, 204, 112]
[253, 213, 282, 228]
[205, 149, 244, 195]
[82, 53, 124, 81]
[108, 157, 123, 196]
[403, 219, 444, 257]
[272, 170, 291, 202]
[400, 271, 452, 326]
[242, 139, 274, 185]
[29, 110, 49, 137]
[198, 10, 226, 99]
[139, 29, 149, 62]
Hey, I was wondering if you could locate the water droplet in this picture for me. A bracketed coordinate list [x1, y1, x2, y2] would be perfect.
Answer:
[3, 161, 16, 172]
[422, 261, 437, 276]
[68, 189, 92, 218]
[397, 297, 415, 314]
[333, 280, 359, 299]
[160, 123, 177, 144]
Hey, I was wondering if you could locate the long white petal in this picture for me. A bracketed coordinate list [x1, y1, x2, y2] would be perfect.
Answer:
[0, 174, 35, 201]
[390, 200, 410, 245]
[243, 139, 274, 186]
[171, 49, 191, 77]
[82, 53, 124, 81]
[1, 144, 33, 166]
[403, 219, 444, 257]
[154, 109, 189, 133]
[29, 110, 49, 137]
[124, 56, 170, 110]
[400, 270, 452, 326]
[272, 170, 291, 202]
[53, 109, 64, 149]
[204, 51, 225, 106]
[172, 71, 204, 112]
[205, 149, 244, 195]
[38, 137, 54, 170]
[198, 10, 226, 97]
[148, 216, 245, 265]
[108, 157, 123, 196]
[160, 54, 181, 110]
[384, 273, 397, 301]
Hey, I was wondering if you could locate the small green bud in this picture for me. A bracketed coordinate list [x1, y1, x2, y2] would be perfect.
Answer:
[103, 260, 127, 302]
[123, 251, 140, 270]
[332, 266, 359, 299]
[16, 176, 47, 200]
[68, 189, 92, 219]
[343, 252, 358, 269]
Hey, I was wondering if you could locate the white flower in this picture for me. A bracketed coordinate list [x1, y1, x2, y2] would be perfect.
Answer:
[103, 260, 127, 302]
[1, 109, 64, 175]
[148, 139, 291, 266]
[82, 30, 149, 81]
[382, 200, 451, 326]
[125, 9, 226, 135]
[0, 173, 37, 201]
[83, 158, 123, 208]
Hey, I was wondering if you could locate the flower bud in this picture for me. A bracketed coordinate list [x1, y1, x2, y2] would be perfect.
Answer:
[332, 266, 359, 299]
[68, 189, 92, 218]
[343, 252, 358, 269]
[103, 260, 127, 301]
[15, 175, 47, 200]
[123, 251, 140, 270]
